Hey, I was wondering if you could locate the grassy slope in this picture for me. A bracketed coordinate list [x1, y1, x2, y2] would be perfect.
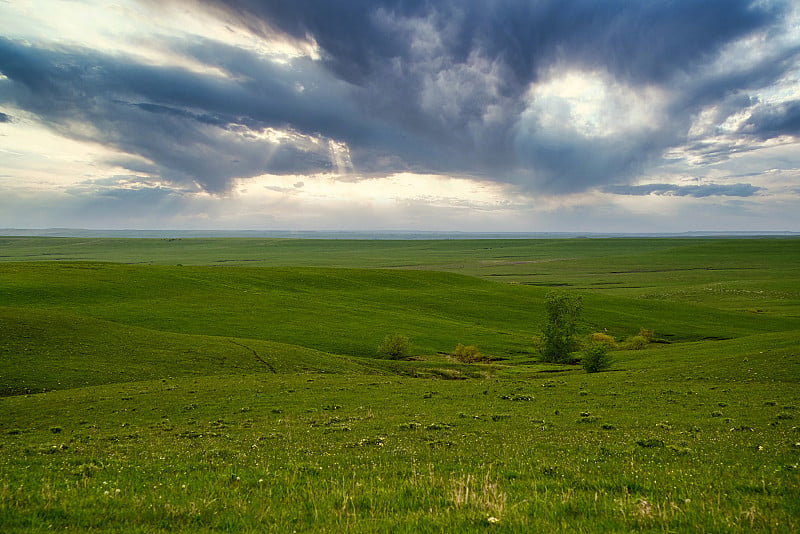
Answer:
[0, 307, 381, 395]
[1, 259, 797, 395]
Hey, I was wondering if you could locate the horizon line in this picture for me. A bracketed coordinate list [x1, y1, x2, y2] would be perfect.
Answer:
[2, 228, 799, 240]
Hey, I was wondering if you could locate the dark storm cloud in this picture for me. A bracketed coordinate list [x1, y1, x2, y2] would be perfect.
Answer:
[512, 127, 669, 193]
[1, 0, 796, 194]
[190, 0, 778, 86]
[744, 100, 800, 138]
[0, 111, 11, 122]
[604, 183, 762, 198]
[182, 0, 793, 192]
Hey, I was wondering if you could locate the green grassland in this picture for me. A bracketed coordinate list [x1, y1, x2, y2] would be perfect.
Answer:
[0, 237, 798, 531]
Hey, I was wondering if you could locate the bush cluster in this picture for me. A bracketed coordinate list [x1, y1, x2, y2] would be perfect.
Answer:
[377, 334, 410, 359]
[623, 328, 654, 350]
[589, 332, 617, 348]
[452, 344, 487, 363]
[534, 289, 654, 370]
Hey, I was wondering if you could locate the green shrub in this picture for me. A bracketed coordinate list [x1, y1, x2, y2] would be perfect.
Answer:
[589, 332, 617, 348]
[623, 335, 649, 350]
[452, 344, 486, 363]
[581, 343, 613, 373]
[377, 334, 410, 359]
[620, 327, 654, 350]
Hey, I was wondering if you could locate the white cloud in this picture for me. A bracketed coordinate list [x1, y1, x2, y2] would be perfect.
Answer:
[523, 69, 667, 139]
[0, 0, 319, 75]
[0, 108, 135, 187]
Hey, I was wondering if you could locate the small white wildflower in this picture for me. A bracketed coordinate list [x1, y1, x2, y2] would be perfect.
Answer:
[115, 489, 120, 494]
[487, 517, 499, 524]
[104, 490, 109, 495]
[258, 479, 264, 484]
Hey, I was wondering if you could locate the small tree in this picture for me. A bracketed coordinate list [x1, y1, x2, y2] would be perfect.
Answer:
[378, 333, 410, 359]
[539, 290, 582, 363]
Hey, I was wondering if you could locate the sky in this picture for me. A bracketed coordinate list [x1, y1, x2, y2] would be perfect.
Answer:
[0, 0, 799, 233]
